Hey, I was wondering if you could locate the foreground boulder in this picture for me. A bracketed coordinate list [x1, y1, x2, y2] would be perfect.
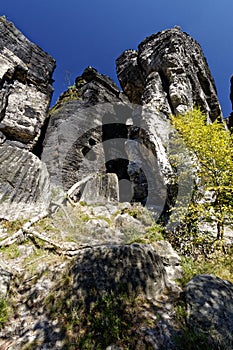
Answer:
[185, 274, 233, 349]
[72, 244, 167, 300]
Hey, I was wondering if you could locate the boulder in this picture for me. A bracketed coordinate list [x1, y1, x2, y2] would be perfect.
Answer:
[185, 274, 233, 349]
[71, 244, 167, 300]
[68, 173, 119, 204]
[0, 144, 50, 220]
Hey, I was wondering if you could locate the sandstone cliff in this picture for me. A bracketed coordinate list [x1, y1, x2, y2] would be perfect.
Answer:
[116, 27, 222, 121]
[0, 17, 55, 220]
[0, 18, 232, 350]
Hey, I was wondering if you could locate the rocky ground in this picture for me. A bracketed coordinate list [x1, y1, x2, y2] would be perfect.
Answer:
[0, 201, 232, 350]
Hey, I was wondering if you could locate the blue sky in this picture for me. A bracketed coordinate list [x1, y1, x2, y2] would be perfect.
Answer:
[1, 0, 233, 117]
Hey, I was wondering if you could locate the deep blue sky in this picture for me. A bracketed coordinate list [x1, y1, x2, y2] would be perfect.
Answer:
[1, 0, 233, 117]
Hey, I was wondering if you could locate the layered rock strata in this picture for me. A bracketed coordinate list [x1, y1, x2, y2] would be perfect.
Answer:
[0, 16, 55, 150]
[0, 17, 55, 219]
[42, 67, 130, 195]
[43, 28, 223, 218]
[0, 144, 50, 220]
[116, 27, 222, 121]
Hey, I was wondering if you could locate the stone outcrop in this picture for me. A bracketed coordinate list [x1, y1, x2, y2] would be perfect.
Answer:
[185, 274, 233, 349]
[42, 67, 128, 193]
[0, 20, 231, 350]
[0, 16, 55, 150]
[0, 144, 51, 220]
[0, 202, 183, 349]
[0, 17, 54, 220]
[68, 173, 119, 204]
[116, 27, 222, 121]
[42, 28, 222, 221]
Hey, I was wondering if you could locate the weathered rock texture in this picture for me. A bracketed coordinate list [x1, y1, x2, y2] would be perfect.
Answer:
[72, 244, 167, 300]
[0, 19, 231, 350]
[0, 17, 55, 219]
[0, 16, 55, 150]
[185, 274, 233, 349]
[68, 173, 119, 204]
[42, 28, 222, 219]
[116, 27, 222, 121]
[0, 144, 51, 220]
[42, 67, 129, 194]
[0, 202, 184, 349]
[43, 68, 171, 213]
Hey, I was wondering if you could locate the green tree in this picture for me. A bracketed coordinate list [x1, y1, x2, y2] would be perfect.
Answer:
[171, 108, 233, 239]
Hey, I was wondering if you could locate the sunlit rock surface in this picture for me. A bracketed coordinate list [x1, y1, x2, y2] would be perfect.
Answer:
[0, 16, 55, 149]
[117, 27, 222, 121]
[0, 144, 50, 220]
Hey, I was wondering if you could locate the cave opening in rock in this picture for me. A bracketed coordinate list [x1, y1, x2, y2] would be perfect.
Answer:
[102, 118, 132, 202]
[105, 158, 132, 202]
[102, 115, 150, 204]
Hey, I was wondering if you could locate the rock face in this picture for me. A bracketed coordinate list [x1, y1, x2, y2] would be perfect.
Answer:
[0, 17, 54, 219]
[116, 27, 222, 121]
[0, 144, 51, 220]
[185, 274, 233, 349]
[42, 66, 174, 214]
[227, 75, 233, 129]
[0, 19, 231, 350]
[42, 67, 129, 195]
[0, 16, 55, 150]
[42, 28, 222, 222]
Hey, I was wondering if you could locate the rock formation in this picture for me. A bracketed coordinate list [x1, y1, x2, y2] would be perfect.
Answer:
[226, 75, 233, 129]
[185, 274, 233, 349]
[0, 144, 50, 220]
[41, 67, 128, 193]
[0, 18, 232, 350]
[116, 27, 222, 121]
[0, 16, 55, 150]
[41, 28, 223, 223]
[0, 17, 55, 220]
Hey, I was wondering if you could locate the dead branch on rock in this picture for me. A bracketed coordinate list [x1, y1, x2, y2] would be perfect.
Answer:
[0, 211, 48, 248]
[0, 210, 92, 256]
